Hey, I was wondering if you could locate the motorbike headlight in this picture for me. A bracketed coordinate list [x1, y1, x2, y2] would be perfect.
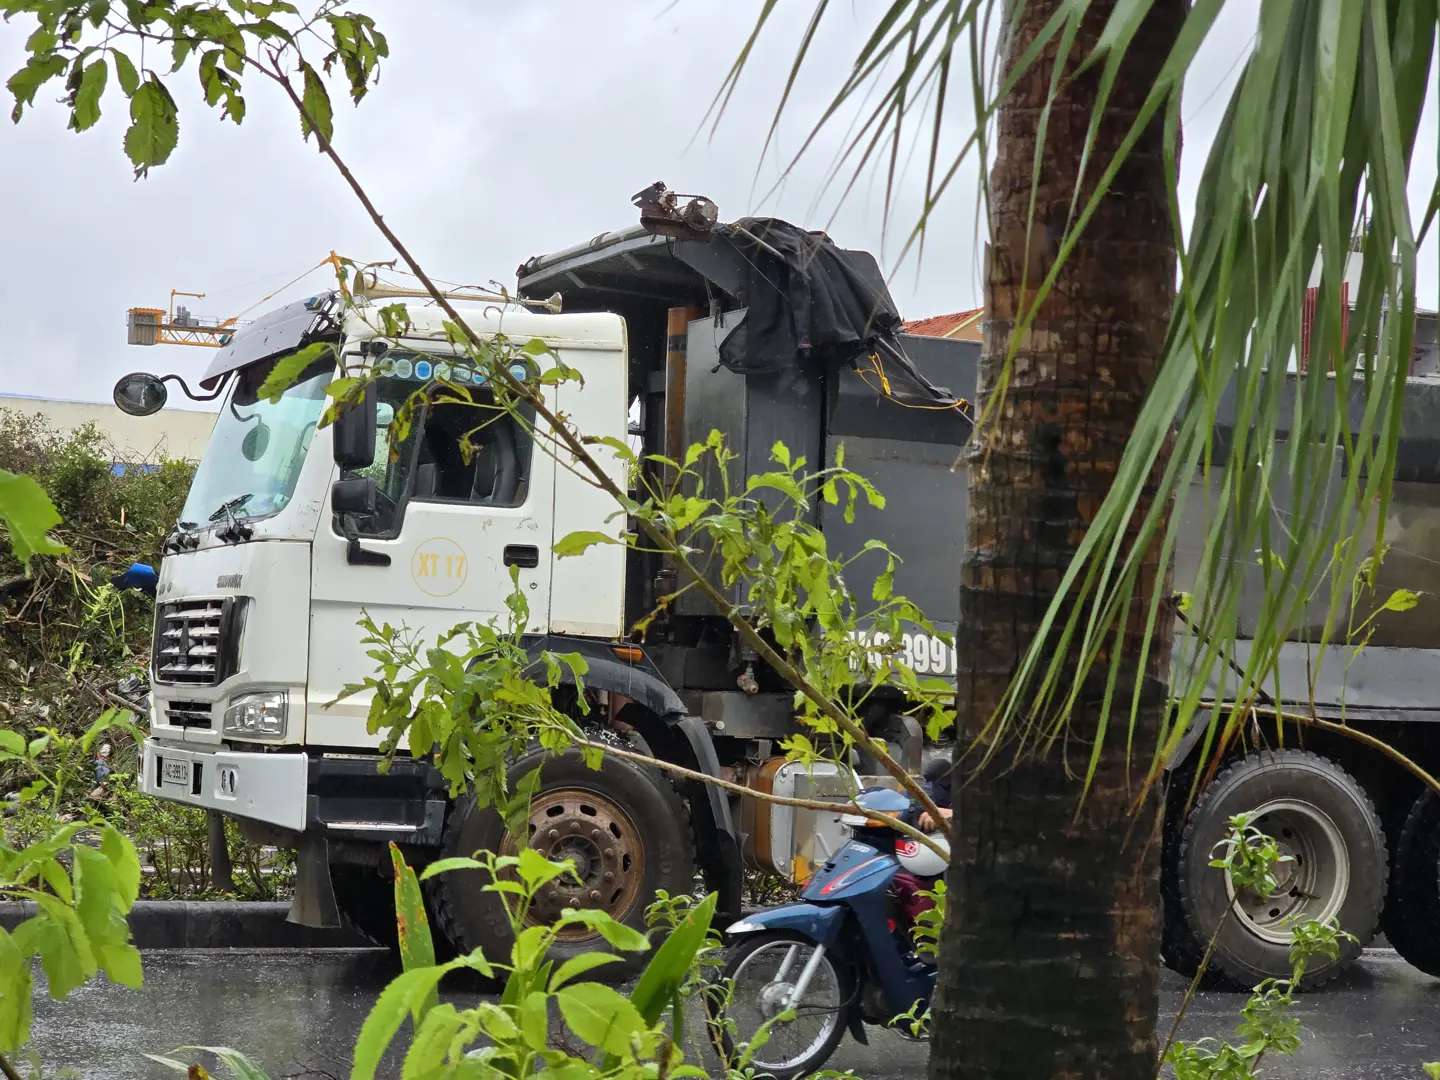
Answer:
[223, 690, 288, 739]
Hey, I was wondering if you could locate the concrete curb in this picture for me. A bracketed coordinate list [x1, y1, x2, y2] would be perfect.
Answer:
[0, 901, 374, 949]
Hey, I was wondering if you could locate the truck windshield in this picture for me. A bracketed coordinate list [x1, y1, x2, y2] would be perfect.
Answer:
[179, 352, 334, 527]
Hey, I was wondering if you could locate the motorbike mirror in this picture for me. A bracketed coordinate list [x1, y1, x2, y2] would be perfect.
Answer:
[331, 476, 377, 516]
[113, 373, 168, 416]
[332, 382, 376, 470]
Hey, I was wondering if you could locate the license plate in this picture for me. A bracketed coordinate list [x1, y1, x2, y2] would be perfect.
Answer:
[161, 758, 190, 786]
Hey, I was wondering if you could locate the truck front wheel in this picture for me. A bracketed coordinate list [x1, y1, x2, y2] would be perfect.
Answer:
[1172, 749, 1385, 989]
[429, 746, 696, 977]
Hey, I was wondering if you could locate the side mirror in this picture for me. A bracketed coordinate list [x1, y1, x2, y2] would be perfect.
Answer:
[331, 476, 377, 515]
[332, 382, 376, 470]
[113, 373, 168, 416]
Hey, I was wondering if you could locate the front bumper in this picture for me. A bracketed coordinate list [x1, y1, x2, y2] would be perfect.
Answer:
[140, 739, 448, 843]
[141, 740, 309, 831]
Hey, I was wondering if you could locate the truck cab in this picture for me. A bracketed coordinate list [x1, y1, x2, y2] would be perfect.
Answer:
[120, 199, 977, 964]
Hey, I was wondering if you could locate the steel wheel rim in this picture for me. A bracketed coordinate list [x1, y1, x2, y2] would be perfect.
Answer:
[1224, 797, 1350, 945]
[499, 787, 645, 938]
[727, 940, 843, 1071]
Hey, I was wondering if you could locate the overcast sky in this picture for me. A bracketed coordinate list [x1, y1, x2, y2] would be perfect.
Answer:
[1, 2, 1435, 409]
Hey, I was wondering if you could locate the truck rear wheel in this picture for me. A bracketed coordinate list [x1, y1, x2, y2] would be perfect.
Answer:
[1381, 789, 1440, 976]
[1173, 749, 1385, 989]
[429, 746, 696, 978]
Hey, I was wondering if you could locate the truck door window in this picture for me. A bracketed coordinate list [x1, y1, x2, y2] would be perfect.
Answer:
[342, 353, 535, 538]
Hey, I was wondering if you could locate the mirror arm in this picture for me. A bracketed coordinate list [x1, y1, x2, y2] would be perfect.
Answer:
[161, 373, 228, 403]
[340, 513, 390, 567]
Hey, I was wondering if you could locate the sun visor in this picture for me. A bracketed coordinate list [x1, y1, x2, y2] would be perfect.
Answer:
[199, 291, 339, 389]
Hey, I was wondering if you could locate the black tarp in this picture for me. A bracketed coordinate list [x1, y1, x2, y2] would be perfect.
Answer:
[716, 218, 957, 404]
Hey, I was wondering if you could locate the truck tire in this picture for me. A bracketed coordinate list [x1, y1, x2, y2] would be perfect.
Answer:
[1173, 749, 1385, 990]
[330, 862, 398, 950]
[1160, 772, 1210, 978]
[429, 746, 696, 979]
[1381, 789, 1440, 976]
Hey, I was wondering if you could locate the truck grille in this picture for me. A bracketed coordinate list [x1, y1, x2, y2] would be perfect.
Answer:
[153, 598, 243, 686]
[165, 700, 214, 729]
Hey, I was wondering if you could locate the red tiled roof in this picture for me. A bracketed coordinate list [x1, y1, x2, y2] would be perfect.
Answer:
[901, 308, 984, 338]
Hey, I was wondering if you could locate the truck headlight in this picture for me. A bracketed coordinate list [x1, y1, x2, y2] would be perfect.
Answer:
[223, 691, 288, 739]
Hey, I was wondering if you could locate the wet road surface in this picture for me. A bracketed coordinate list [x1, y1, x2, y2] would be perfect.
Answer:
[26, 947, 1440, 1078]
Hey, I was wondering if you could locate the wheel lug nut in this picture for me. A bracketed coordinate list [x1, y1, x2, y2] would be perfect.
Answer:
[604, 848, 615, 859]
[590, 890, 601, 902]
[604, 871, 614, 882]
[548, 829, 559, 840]
[591, 829, 603, 840]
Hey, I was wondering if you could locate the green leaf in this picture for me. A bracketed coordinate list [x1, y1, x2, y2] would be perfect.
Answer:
[299, 60, 333, 144]
[1381, 589, 1421, 613]
[630, 892, 717, 1027]
[390, 844, 437, 1025]
[257, 342, 333, 403]
[515, 847, 577, 892]
[69, 58, 107, 132]
[112, 50, 139, 96]
[16, 899, 97, 999]
[7, 52, 66, 121]
[123, 77, 179, 178]
[351, 962, 464, 1080]
[0, 929, 33, 1053]
[548, 952, 623, 991]
[417, 856, 487, 881]
[518, 990, 549, 1050]
[1422, 1064, 1440, 1080]
[0, 730, 25, 755]
[402, 1004, 467, 1079]
[0, 468, 66, 567]
[555, 982, 650, 1058]
[553, 530, 621, 558]
[554, 909, 648, 952]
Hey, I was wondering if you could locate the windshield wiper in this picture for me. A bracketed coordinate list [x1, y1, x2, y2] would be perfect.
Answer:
[208, 493, 254, 522]
[210, 494, 255, 545]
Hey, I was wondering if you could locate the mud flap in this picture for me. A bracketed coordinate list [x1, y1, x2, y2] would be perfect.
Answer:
[287, 830, 342, 929]
[674, 714, 744, 923]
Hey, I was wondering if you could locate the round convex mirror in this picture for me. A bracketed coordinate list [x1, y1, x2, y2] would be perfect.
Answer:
[241, 421, 271, 461]
[113, 373, 168, 416]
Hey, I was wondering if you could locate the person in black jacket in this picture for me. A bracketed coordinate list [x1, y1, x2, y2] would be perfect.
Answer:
[919, 763, 953, 833]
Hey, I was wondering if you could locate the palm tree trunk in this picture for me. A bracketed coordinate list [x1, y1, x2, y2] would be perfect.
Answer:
[928, 2, 1184, 1078]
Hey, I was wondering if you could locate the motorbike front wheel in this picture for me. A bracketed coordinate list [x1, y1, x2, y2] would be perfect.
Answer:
[715, 932, 850, 1080]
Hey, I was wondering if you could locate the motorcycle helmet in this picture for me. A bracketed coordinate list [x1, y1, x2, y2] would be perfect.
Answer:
[895, 832, 949, 877]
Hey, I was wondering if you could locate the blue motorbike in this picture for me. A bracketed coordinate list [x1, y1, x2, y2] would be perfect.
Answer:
[716, 784, 948, 1079]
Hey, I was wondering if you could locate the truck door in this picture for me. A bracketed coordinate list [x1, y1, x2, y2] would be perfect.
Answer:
[306, 352, 557, 747]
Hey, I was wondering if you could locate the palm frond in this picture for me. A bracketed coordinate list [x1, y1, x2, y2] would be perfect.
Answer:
[724, 0, 1438, 789]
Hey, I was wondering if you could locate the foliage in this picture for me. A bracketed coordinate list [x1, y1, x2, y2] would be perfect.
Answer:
[0, 712, 145, 1065]
[150, 846, 726, 1080]
[337, 568, 590, 837]
[1164, 815, 1359, 1079]
[0, 414, 192, 742]
[2, 0, 386, 176]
